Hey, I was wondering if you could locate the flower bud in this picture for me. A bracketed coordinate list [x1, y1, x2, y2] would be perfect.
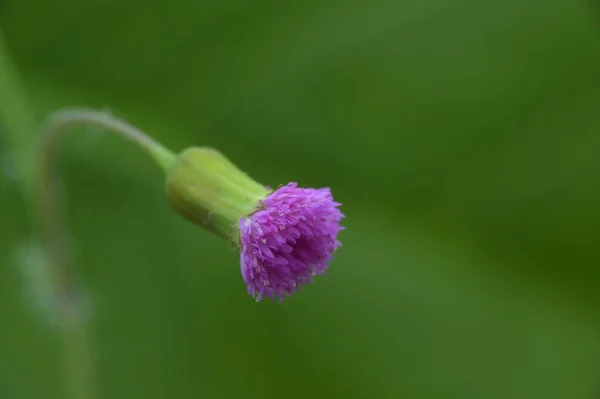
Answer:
[165, 147, 345, 301]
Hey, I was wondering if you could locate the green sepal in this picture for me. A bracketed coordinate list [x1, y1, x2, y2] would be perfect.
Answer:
[165, 147, 270, 243]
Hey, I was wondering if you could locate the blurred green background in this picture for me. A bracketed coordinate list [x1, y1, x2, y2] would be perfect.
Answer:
[2, 0, 600, 398]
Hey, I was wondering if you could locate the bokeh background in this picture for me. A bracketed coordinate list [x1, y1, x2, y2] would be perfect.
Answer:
[2, 0, 600, 398]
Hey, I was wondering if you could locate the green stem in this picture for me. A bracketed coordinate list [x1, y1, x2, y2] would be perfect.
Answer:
[38, 109, 176, 308]
[37, 109, 177, 399]
[62, 315, 95, 399]
[41, 109, 176, 173]
[0, 26, 176, 399]
[0, 28, 98, 399]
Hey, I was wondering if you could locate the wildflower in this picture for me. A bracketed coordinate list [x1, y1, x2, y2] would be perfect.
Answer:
[166, 148, 344, 301]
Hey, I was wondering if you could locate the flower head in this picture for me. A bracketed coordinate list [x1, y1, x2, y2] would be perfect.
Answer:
[239, 183, 344, 301]
[166, 148, 344, 301]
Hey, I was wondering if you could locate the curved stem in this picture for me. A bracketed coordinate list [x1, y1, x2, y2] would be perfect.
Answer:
[39, 109, 176, 313]
[37, 109, 176, 399]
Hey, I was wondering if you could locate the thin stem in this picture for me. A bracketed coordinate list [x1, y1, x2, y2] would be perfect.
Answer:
[38, 109, 176, 302]
[0, 32, 100, 399]
[41, 109, 176, 173]
[62, 316, 95, 399]
[37, 109, 177, 399]
[1, 27, 177, 399]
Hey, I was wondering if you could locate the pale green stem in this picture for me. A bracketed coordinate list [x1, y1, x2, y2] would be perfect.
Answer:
[38, 109, 176, 399]
[0, 25, 176, 399]
[38, 108, 176, 308]
[0, 29, 95, 399]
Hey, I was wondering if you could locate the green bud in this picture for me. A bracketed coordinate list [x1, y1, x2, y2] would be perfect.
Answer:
[165, 147, 271, 242]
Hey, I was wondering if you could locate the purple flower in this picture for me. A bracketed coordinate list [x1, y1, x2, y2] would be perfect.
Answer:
[166, 148, 345, 301]
[239, 183, 344, 301]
